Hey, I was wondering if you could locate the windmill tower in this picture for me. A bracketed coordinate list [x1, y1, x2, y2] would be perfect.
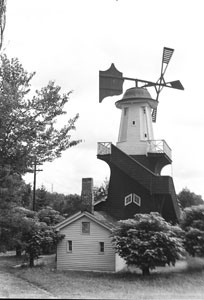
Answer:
[116, 87, 156, 156]
[95, 47, 184, 222]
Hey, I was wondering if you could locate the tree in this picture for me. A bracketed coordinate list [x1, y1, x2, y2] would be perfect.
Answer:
[37, 206, 65, 254]
[0, 205, 64, 264]
[0, 170, 29, 252]
[35, 185, 49, 211]
[178, 188, 203, 209]
[52, 193, 82, 217]
[62, 194, 82, 217]
[21, 218, 64, 267]
[93, 177, 109, 203]
[37, 206, 65, 226]
[112, 212, 184, 275]
[0, 165, 34, 254]
[0, 54, 81, 175]
[47, 192, 66, 212]
[0, 55, 81, 253]
[181, 205, 204, 257]
[21, 183, 32, 209]
[0, 205, 36, 254]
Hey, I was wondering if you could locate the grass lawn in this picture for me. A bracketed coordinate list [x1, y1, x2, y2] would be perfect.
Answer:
[1, 253, 204, 299]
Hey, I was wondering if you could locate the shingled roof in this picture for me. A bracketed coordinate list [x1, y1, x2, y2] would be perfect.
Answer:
[54, 210, 118, 232]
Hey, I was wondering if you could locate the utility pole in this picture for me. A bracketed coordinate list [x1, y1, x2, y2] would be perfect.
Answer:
[32, 156, 43, 211]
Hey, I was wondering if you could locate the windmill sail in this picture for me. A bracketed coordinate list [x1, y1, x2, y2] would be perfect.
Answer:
[152, 108, 157, 123]
[99, 64, 123, 103]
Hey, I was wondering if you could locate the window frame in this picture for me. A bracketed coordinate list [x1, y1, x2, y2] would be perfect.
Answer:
[67, 240, 72, 253]
[124, 194, 132, 206]
[133, 193, 141, 206]
[81, 221, 90, 235]
[99, 242, 105, 254]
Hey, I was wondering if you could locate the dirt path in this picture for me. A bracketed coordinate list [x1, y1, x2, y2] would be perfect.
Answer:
[0, 269, 55, 299]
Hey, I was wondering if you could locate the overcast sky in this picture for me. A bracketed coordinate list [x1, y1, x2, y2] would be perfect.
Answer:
[5, 0, 204, 198]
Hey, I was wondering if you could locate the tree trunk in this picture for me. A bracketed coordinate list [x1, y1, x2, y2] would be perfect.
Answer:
[142, 267, 150, 276]
[15, 246, 22, 257]
[29, 253, 34, 267]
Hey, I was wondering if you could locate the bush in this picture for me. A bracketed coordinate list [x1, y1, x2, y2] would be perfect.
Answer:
[181, 205, 204, 257]
[112, 212, 184, 275]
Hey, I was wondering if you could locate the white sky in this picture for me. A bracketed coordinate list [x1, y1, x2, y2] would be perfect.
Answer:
[4, 0, 204, 198]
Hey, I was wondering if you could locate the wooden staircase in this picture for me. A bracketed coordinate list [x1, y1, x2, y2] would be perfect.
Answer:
[97, 143, 181, 221]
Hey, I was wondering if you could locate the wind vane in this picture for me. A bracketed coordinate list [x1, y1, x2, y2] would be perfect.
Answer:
[99, 47, 184, 122]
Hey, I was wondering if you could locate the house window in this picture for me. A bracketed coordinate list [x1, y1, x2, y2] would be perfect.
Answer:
[99, 242, 104, 254]
[124, 194, 132, 206]
[133, 193, 141, 206]
[82, 221, 90, 234]
[67, 240, 72, 252]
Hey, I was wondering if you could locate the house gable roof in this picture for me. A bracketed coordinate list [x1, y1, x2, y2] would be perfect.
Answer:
[54, 210, 117, 232]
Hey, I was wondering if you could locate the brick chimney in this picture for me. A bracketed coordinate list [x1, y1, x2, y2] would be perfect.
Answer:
[81, 178, 94, 214]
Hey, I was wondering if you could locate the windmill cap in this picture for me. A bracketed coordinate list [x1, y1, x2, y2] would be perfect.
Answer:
[115, 87, 158, 109]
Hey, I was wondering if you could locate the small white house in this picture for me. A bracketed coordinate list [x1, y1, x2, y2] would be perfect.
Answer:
[55, 210, 126, 272]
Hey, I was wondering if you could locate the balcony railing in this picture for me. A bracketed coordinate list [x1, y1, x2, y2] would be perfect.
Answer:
[147, 140, 172, 160]
[97, 142, 112, 155]
[97, 140, 171, 160]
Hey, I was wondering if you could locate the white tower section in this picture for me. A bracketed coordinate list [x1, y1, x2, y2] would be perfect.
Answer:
[116, 87, 158, 155]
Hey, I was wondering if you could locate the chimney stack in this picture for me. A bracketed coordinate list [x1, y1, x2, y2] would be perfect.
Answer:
[81, 178, 94, 214]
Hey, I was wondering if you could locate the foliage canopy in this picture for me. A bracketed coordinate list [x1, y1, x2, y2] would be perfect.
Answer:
[178, 188, 203, 209]
[181, 205, 204, 257]
[112, 212, 184, 275]
[0, 54, 81, 174]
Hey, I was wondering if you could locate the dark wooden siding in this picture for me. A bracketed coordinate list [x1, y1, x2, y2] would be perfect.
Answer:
[96, 144, 180, 222]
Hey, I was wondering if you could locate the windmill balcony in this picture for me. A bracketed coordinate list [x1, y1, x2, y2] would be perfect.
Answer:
[147, 139, 172, 160]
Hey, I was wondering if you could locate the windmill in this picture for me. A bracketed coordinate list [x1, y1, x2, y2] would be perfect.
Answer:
[99, 47, 184, 122]
[96, 47, 184, 222]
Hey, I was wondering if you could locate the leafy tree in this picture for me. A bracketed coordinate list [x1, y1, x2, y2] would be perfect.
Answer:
[0, 167, 26, 209]
[178, 188, 203, 209]
[62, 194, 82, 216]
[0, 205, 64, 264]
[0, 54, 81, 253]
[0, 170, 28, 252]
[112, 212, 184, 275]
[21, 218, 64, 267]
[35, 185, 49, 211]
[51, 193, 82, 217]
[0, 54, 81, 175]
[41, 191, 66, 210]
[181, 205, 204, 257]
[21, 183, 32, 209]
[0, 205, 36, 254]
[37, 206, 65, 226]
[93, 177, 109, 203]
[0, 165, 34, 254]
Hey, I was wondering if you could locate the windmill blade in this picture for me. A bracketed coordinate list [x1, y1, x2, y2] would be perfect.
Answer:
[99, 47, 184, 110]
[161, 47, 174, 79]
[99, 64, 124, 102]
[153, 47, 174, 122]
[168, 80, 184, 90]
[163, 47, 174, 66]
[157, 47, 174, 91]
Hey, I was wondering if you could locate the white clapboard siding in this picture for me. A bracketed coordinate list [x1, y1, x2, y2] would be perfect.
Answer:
[57, 216, 116, 271]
